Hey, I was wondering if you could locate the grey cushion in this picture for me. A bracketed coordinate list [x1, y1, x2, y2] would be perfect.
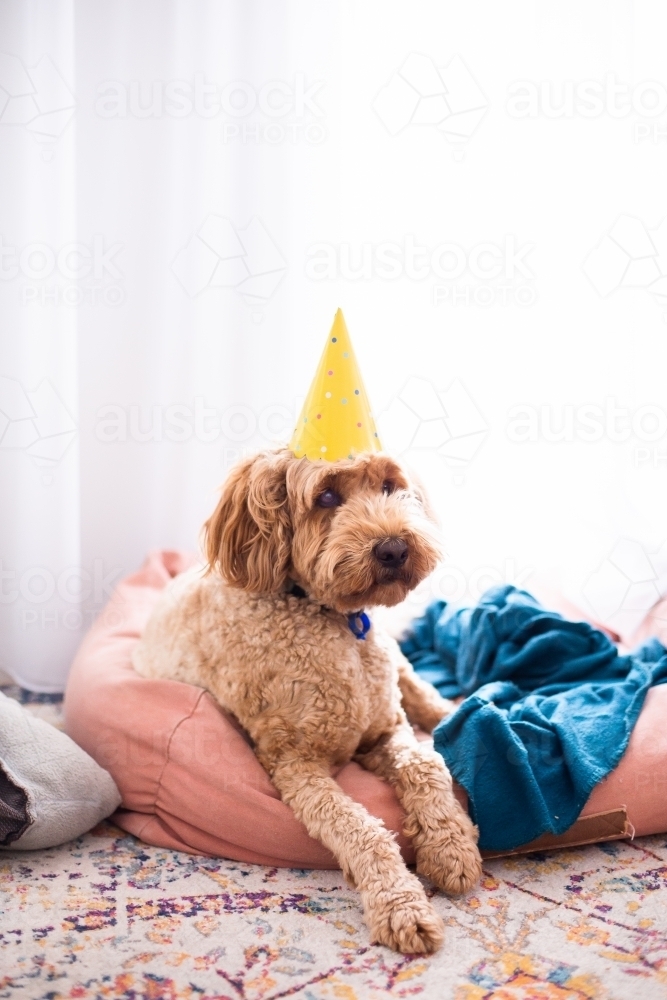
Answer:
[0, 691, 121, 850]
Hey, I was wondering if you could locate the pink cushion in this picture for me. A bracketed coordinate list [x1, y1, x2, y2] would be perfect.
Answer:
[64, 551, 413, 867]
[581, 684, 667, 834]
[64, 551, 667, 865]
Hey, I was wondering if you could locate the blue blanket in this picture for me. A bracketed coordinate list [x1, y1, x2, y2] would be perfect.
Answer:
[400, 585, 667, 852]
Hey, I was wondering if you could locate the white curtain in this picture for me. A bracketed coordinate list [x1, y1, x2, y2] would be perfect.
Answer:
[2, 0, 667, 690]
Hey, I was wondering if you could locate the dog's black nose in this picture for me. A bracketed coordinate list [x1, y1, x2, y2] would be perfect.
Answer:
[373, 537, 408, 569]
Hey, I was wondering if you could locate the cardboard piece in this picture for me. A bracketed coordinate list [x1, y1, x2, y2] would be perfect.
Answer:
[482, 808, 630, 859]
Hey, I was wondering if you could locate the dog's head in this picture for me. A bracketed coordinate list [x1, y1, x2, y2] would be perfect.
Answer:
[204, 449, 441, 613]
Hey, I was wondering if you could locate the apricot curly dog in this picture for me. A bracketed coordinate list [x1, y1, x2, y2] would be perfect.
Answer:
[133, 449, 482, 953]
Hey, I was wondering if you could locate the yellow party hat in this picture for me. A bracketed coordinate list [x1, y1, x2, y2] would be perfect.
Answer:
[290, 309, 383, 461]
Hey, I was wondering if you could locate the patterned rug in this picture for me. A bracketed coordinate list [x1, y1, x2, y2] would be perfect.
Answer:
[1, 690, 667, 998]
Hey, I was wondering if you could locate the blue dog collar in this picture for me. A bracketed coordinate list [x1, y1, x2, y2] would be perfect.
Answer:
[288, 584, 370, 640]
[347, 610, 371, 640]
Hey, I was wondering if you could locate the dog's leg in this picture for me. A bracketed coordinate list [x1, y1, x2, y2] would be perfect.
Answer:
[356, 725, 482, 896]
[267, 756, 445, 954]
[397, 658, 456, 733]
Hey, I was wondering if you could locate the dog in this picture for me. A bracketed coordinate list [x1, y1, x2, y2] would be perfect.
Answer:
[132, 448, 482, 953]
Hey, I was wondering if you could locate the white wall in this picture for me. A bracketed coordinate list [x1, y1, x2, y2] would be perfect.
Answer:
[1, 0, 667, 687]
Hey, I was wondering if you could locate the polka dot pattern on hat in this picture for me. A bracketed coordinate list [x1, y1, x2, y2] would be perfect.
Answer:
[289, 309, 383, 462]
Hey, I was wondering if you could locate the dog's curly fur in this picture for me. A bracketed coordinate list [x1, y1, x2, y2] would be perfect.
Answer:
[133, 449, 482, 953]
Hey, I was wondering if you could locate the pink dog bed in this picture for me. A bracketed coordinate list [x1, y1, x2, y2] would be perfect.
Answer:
[64, 552, 667, 865]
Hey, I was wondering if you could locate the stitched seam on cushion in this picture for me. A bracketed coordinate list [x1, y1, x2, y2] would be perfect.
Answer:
[153, 688, 207, 814]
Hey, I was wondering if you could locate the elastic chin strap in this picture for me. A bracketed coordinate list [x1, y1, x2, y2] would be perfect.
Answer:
[347, 610, 371, 640]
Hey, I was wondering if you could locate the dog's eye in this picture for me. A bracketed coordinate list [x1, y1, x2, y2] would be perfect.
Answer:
[382, 480, 394, 495]
[317, 488, 342, 508]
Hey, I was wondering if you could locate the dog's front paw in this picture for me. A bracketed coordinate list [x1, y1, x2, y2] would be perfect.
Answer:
[367, 887, 445, 954]
[416, 811, 482, 896]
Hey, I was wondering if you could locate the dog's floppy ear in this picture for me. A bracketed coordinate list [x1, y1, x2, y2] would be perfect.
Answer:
[204, 451, 292, 594]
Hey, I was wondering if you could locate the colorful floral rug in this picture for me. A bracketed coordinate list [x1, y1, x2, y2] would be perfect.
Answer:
[1, 690, 667, 998]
